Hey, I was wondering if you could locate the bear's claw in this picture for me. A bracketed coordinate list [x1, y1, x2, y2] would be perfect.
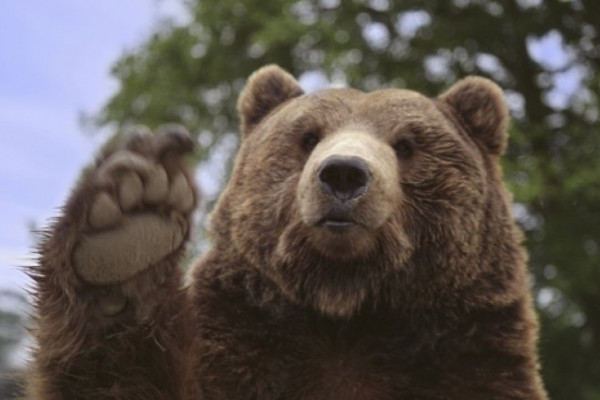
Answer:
[155, 124, 197, 156]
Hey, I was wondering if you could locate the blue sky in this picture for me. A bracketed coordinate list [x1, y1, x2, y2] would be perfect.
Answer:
[0, 1, 186, 294]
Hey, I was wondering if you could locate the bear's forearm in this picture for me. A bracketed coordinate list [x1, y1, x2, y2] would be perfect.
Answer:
[29, 301, 197, 400]
[27, 221, 197, 400]
[27, 128, 200, 398]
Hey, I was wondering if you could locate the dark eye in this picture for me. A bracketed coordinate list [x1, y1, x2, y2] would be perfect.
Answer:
[301, 131, 320, 152]
[393, 139, 414, 159]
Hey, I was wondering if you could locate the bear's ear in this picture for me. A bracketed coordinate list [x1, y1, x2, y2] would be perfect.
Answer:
[237, 65, 304, 137]
[439, 76, 509, 155]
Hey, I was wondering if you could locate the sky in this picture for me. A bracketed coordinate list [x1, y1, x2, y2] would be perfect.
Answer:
[0, 1, 187, 295]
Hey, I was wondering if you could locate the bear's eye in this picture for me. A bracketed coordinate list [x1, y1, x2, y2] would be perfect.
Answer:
[301, 131, 320, 152]
[393, 139, 414, 159]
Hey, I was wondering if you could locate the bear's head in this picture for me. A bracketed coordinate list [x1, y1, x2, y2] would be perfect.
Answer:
[210, 65, 525, 317]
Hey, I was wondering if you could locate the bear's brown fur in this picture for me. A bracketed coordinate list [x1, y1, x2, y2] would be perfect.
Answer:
[28, 66, 547, 399]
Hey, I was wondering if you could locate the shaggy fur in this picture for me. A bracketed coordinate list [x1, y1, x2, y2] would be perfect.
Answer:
[27, 127, 200, 399]
[28, 65, 547, 399]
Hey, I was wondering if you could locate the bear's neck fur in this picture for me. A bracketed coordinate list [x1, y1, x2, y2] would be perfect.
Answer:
[204, 184, 527, 320]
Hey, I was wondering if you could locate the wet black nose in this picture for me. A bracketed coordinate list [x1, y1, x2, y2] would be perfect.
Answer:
[318, 156, 371, 202]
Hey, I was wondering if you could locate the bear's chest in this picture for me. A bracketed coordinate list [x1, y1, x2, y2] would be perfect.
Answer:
[196, 280, 452, 399]
[272, 319, 441, 400]
[282, 336, 400, 400]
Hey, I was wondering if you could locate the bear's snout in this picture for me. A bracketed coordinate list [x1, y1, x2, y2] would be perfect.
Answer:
[318, 155, 371, 203]
[297, 130, 399, 234]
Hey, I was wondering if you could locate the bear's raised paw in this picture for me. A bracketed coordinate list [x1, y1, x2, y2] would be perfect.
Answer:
[71, 125, 197, 286]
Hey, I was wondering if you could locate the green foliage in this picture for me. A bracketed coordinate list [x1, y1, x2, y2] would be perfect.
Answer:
[97, 0, 600, 397]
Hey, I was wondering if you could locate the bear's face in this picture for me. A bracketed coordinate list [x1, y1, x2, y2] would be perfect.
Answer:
[212, 66, 513, 317]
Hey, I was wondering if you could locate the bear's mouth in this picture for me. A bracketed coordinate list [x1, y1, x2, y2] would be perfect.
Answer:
[319, 206, 356, 231]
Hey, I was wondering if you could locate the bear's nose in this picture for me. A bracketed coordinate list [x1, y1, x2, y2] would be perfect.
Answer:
[318, 156, 371, 202]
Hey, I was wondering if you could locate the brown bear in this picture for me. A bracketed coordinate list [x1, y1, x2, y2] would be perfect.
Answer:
[27, 65, 547, 399]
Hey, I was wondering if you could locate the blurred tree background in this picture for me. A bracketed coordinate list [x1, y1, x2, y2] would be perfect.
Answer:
[3, 0, 597, 398]
[96, 0, 599, 398]
[0, 290, 30, 398]
[0, 291, 29, 370]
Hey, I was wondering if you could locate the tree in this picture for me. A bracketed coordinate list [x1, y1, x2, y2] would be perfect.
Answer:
[96, 0, 600, 398]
